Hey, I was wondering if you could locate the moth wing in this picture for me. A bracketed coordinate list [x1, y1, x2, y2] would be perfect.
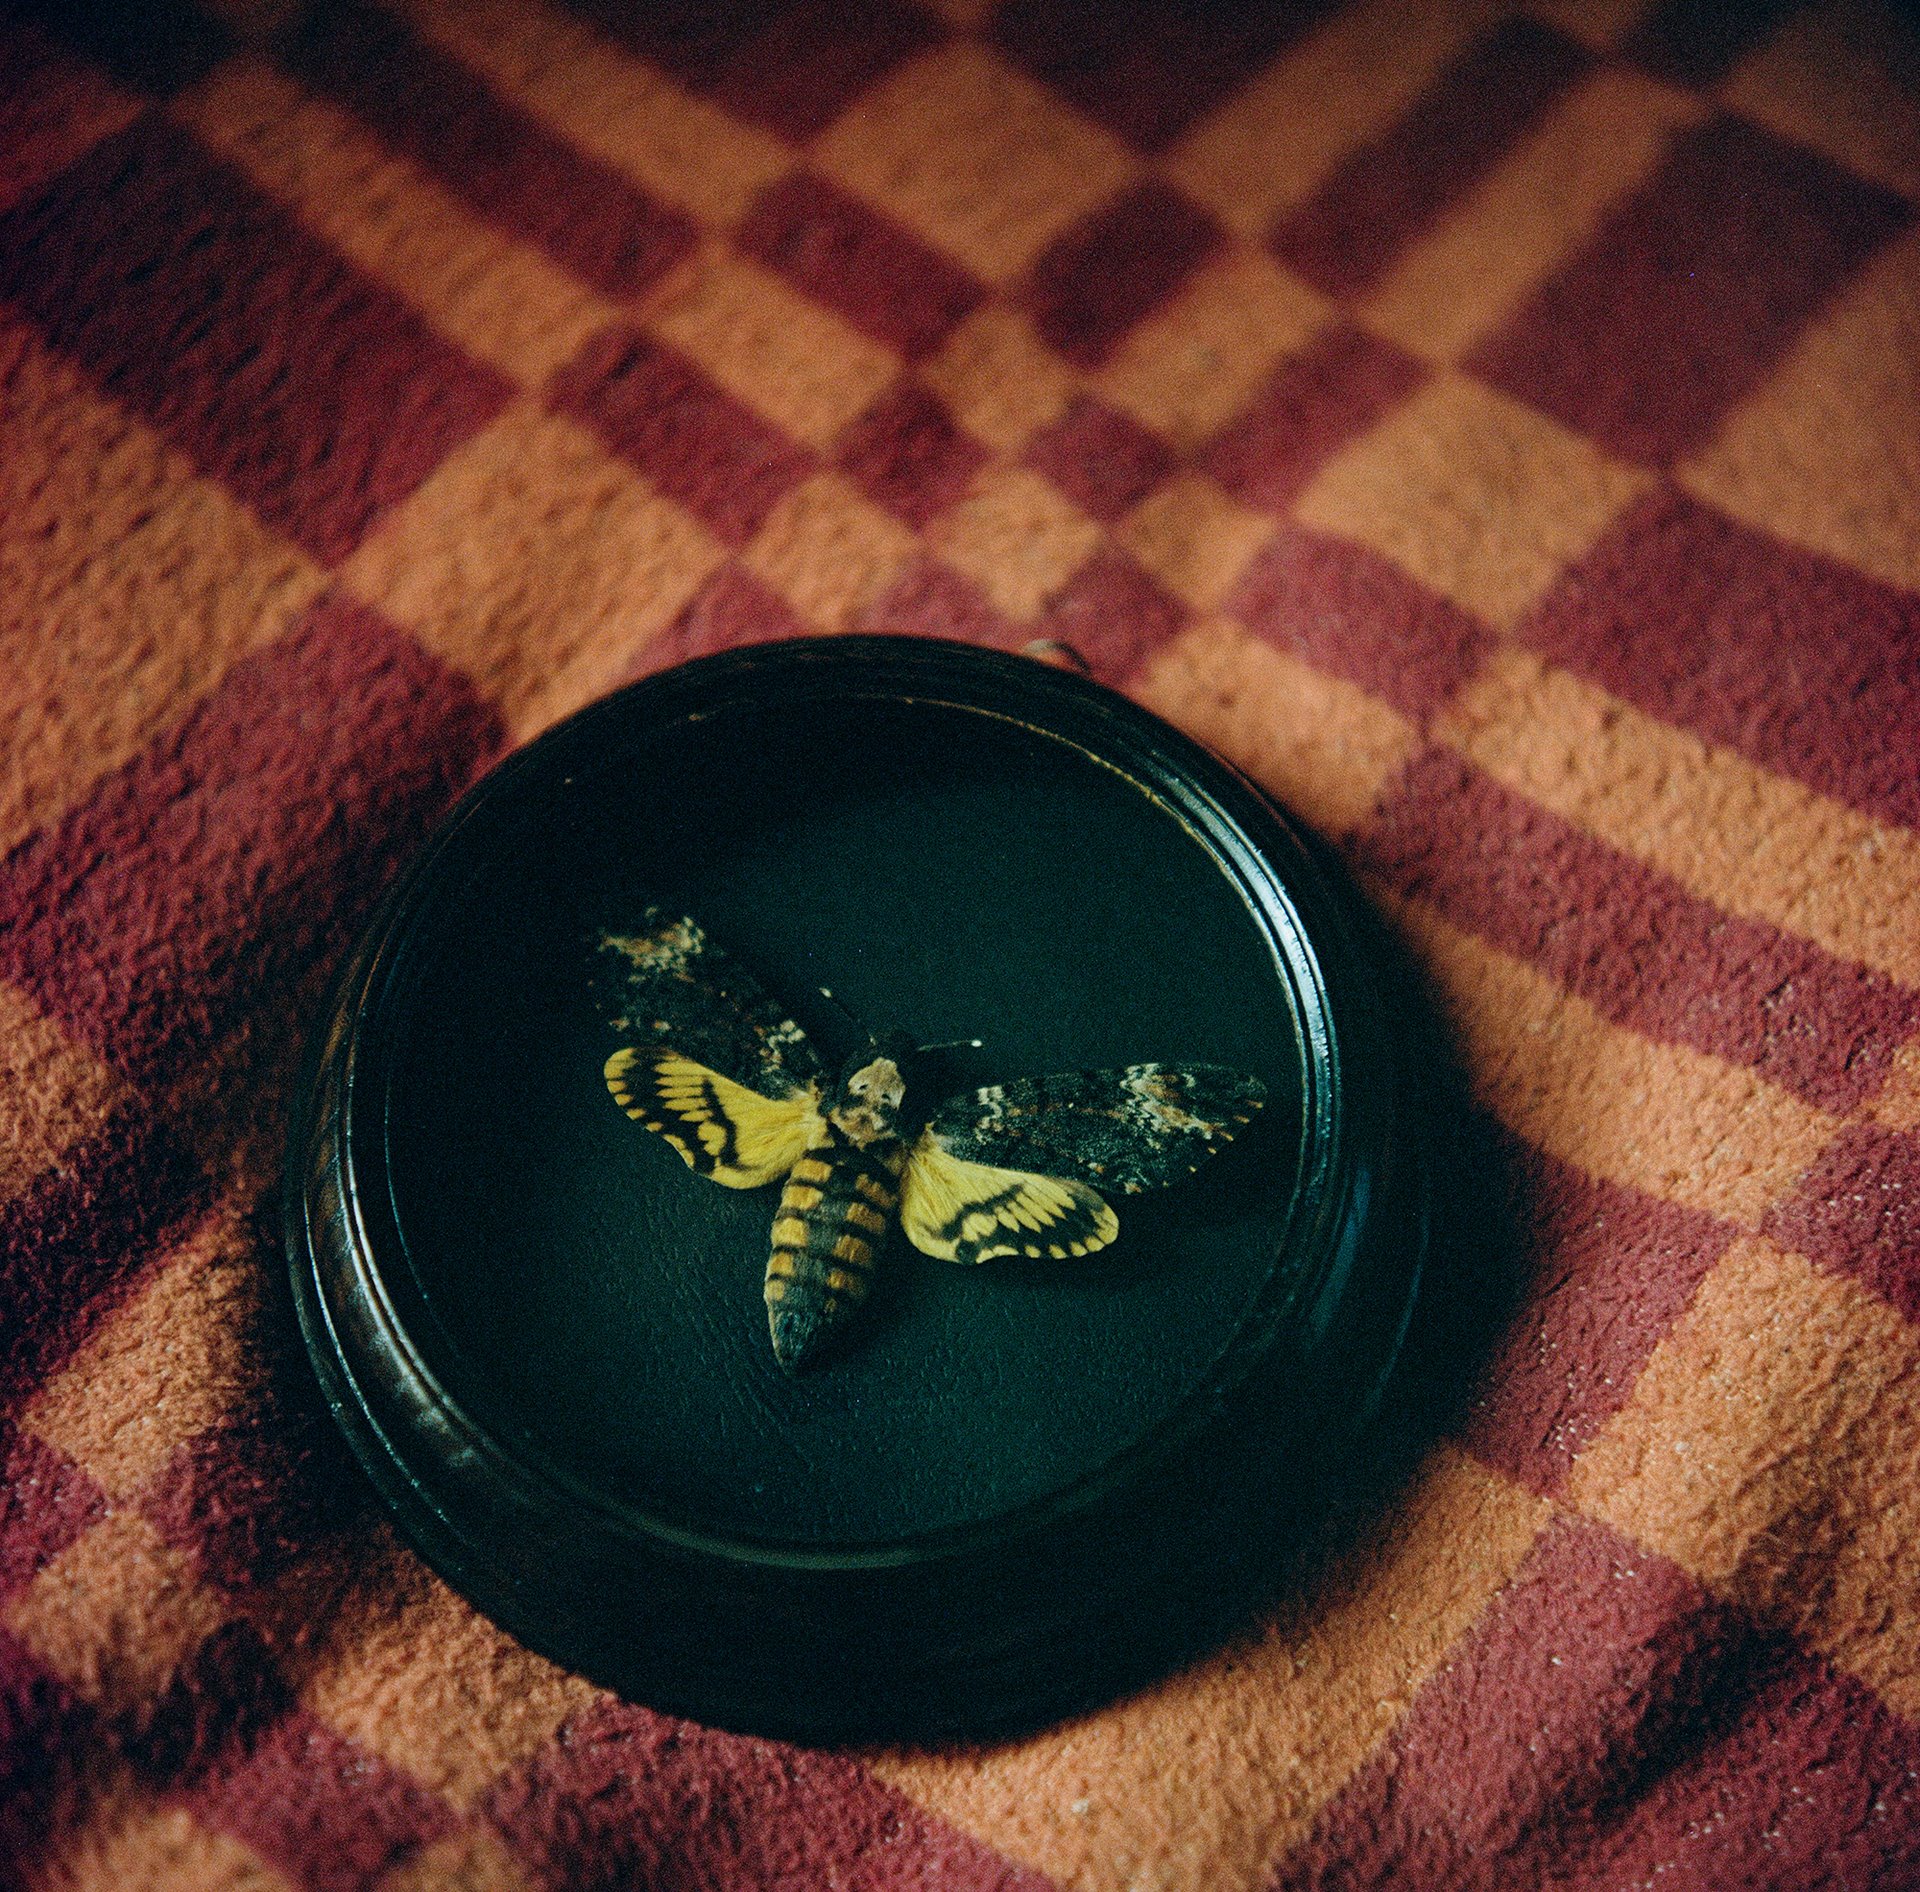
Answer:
[593, 909, 824, 1098]
[899, 1133, 1118, 1265]
[926, 1063, 1265, 1195]
[606, 1046, 823, 1189]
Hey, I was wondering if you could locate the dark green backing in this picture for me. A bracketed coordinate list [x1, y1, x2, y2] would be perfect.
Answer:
[386, 699, 1304, 1546]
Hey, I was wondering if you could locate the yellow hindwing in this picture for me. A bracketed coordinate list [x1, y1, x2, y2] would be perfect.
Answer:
[898, 1134, 1119, 1264]
[605, 1047, 822, 1188]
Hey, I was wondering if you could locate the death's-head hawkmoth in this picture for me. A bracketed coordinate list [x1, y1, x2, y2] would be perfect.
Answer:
[595, 910, 1266, 1372]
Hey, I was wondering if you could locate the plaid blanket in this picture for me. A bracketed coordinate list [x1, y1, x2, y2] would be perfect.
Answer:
[3, 0, 1919, 1885]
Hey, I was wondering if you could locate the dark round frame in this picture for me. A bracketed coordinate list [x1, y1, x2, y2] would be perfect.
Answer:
[284, 636, 1432, 1743]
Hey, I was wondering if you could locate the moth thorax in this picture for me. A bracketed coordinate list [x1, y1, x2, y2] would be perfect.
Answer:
[828, 1052, 907, 1147]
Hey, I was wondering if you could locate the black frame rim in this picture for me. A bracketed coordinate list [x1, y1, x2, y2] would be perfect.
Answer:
[284, 635, 1430, 1740]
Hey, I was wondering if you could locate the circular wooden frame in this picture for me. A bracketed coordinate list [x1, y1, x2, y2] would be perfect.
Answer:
[285, 636, 1431, 1742]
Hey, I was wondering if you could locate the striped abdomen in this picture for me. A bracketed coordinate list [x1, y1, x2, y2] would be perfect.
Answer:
[764, 1134, 903, 1371]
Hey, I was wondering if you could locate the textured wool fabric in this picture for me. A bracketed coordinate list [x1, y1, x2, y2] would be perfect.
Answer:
[2, 0, 1919, 1885]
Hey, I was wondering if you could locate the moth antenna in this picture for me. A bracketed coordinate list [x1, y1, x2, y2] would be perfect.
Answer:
[816, 985, 865, 1038]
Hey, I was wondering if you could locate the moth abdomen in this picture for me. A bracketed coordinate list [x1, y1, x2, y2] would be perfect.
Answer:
[764, 1137, 904, 1371]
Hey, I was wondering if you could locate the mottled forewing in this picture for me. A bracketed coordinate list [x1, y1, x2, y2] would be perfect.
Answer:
[927, 1063, 1266, 1195]
[594, 909, 824, 1098]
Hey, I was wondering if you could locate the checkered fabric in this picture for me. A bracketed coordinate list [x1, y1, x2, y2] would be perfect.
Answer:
[2, 0, 1919, 1883]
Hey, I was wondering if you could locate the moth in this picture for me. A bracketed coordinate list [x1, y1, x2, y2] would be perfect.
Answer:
[596, 910, 1266, 1372]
